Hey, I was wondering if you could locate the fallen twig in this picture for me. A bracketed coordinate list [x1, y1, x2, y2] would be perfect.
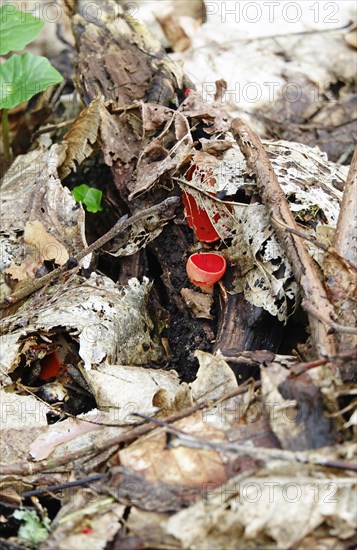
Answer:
[231, 118, 337, 359]
[0, 379, 257, 476]
[289, 348, 357, 376]
[273, 217, 357, 272]
[303, 301, 357, 335]
[134, 413, 357, 472]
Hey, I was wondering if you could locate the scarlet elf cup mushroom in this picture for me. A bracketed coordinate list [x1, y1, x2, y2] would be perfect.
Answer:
[186, 253, 226, 292]
[182, 164, 221, 243]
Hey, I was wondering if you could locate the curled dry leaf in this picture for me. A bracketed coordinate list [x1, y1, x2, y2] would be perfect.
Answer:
[80, 364, 186, 416]
[119, 410, 229, 488]
[178, 90, 231, 134]
[58, 95, 103, 179]
[0, 276, 165, 374]
[155, 0, 206, 52]
[190, 350, 237, 402]
[180, 288, 213, 319]
[261, 363, 337, 450]
[130, 113, 193, 198]
[0, 144, 86, 298]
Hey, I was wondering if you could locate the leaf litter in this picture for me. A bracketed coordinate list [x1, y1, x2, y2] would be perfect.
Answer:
[0, 1, 356, 549]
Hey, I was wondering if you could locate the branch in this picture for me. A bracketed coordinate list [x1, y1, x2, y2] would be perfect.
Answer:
[231, 118, 337, 359]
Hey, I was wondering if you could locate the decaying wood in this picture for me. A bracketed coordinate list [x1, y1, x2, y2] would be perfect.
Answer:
[231, 118, 338, 362]
[214, 274, 285, 382]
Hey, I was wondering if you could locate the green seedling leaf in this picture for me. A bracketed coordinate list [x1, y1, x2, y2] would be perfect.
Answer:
[72, 184, 103, 213]
[0, 52, 63, 109]
[0, 5, 44, 55]
[13, 509, 50, 545]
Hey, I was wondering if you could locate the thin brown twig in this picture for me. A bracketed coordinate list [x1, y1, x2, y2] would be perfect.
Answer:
[133, 413, 357, 472]
[289, 348, 357, 376]
[302, 300, 357, 335]
[33, 118, 76, 137]
[329, 146, 357, 353]
[272, 216, 357, 272]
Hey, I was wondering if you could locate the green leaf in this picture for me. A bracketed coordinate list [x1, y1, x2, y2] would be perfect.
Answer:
[72, 184, 103, 213]
[0, 5, 44, 55]
[13, 509, 50, 544]
[0, 52, 63, 110]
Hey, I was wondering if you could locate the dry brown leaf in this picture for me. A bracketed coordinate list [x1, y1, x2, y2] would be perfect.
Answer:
[99, 104, 142, 165]
[0, 144, 86, 299]
[165, 464, 357, 548]
[156, 14, 192, 52]
[141, 102, 175, 132]
[130, 114, 193, 198]
[0, 390, 48, 465]
[191, 350, 238, 403]
[59, 96, 103, 179]
[180, 288, 213, 319]
[178, 90, 231, 134]
[119, 410, 228, 487]
[261, 364, 337, 451]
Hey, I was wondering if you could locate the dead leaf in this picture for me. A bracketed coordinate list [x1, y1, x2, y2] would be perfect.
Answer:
[118, 410, 228, 487]
[261, 364, 337, 450]
[141, 102, 175, 132]
[180, 288, 213, 319]
[58, 96, 103, 179]
[80, 364, 185, 416]
[99, 104, 142, 165]
[5, 220, 69, 283]
[190, 350, 238, 402]
[130, 116, 193, 198]
[165, 465, 357, 548]
[155, 0, 206, 52]
[345, 26, 357, 49]
[178, 90, 231, 134]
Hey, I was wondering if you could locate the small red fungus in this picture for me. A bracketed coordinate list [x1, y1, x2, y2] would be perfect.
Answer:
[182, 165, 220, 243]
[184, 89, 192, 96]
[186, 253, 226, 291]
[39, 352, 61, 381]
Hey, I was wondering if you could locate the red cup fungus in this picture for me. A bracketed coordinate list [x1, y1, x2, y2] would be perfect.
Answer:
[186, 253, 226, 291]
[39, 352, 62, 381]
[182, 164, 221, 243]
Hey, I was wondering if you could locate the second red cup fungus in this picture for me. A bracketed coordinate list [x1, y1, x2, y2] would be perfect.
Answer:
[186, 253, 226, 292]
[182, 164, 221, 243]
